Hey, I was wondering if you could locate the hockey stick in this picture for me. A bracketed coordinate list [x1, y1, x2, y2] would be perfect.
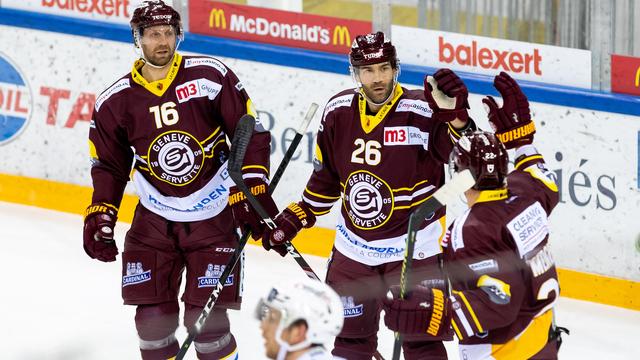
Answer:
[176, 106, 315, 359]
[228, 106, 321, 281]
[391, 169, 476, 360]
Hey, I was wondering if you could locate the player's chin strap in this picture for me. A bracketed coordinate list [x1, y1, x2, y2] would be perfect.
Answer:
[351, 65, 401, 107]
[274, 327, 311, 360]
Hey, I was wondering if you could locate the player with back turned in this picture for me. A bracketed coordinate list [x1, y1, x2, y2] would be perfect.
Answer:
[261, 31, 476, 359]
[82, 1, 278, 359]
[383, 72, 568, 359]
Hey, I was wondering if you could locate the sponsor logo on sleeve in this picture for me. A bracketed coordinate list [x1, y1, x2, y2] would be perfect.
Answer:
[184, 57, 228, 76]
[122, 262, 151, 287]
[175, 78, 222, 103]
[507, 201, 549, 257]
[468, 259, 499, 274]
[0, 52, 32, 145]
[323, 94, 353, 121]
[396, 99, 433, 117]
[95, 78, 130, 111]
[383, 126, 429, 149]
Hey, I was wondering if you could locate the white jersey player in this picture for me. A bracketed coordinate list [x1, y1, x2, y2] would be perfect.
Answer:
[255, 280, 344, 360]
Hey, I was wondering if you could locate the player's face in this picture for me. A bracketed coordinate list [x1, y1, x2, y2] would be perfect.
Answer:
[140, 25, 177, 67]
[356, 61, 396, 103]
[259, 307, 283, 359]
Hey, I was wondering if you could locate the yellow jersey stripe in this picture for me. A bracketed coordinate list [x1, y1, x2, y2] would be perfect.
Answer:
[200, 126, 222, 144]
[515, 154, 544, 169]
[392, 179, 429, 192]
[310, 208, 332, 216]
[242, 165, 268, 174]
[304, 188, 340, 200]
[451, 319, 463, 340]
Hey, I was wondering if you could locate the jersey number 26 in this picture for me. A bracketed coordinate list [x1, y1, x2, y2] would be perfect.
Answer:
[351, 139, 381, 166]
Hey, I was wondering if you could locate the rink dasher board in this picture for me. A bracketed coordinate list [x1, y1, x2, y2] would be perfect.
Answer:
[0, 23, 638, 298]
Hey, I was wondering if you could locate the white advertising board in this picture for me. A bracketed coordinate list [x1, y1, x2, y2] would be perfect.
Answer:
[0, 25, 638, 281]
[393, 25, 592, 89]
[0, 0, 173, 24]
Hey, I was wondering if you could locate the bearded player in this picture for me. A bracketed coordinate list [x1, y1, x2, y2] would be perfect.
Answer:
[261, 32, 475, 359]
[82, 1, 278, 359]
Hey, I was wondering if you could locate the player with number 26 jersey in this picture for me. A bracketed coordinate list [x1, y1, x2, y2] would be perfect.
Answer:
[261, 32, 475, 359]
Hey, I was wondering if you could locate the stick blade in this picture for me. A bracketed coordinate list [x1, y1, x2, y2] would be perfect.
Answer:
[297, 103, 318, 134]
[228, 114, 256, 176]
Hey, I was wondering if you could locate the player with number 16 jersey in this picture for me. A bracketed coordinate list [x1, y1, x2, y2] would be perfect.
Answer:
[82, 1, 278, 359]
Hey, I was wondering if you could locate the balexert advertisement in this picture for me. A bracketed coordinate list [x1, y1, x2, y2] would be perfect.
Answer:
[393, 25, 592, 89]
[0, 0, 167, 23]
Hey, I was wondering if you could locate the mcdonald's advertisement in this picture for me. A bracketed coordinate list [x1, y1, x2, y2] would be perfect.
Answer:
[189, 1, 371, 54]
[611, 54, 640, 96]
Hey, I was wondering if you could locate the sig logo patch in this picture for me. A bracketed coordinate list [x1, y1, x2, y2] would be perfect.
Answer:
[197, 264, 234, 288]
[343, 170, 394, 230]
[122, 262, 152, 287]
[341, 296, 364, 318]
[0, 52, 32, 145]
[147, 131, 204, 186]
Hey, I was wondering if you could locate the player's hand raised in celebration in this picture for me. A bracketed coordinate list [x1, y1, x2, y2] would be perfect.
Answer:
[482, 71, 535, 149]
[424, 68, 470, 123]
[261, 202, 316, 257]
[83, 202, 119, 262]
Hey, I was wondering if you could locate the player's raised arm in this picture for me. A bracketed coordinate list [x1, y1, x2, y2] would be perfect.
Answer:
[483, 71, 559, 212]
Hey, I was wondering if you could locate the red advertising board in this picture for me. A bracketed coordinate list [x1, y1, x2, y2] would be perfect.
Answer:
[611, 54, 640, 96]
[189, 1, 371, 54]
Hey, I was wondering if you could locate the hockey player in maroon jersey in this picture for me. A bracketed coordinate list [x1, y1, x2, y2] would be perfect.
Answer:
[261, 32, 475, 359]
[383, 72, 567, 359]
[82, 1, 277, 359]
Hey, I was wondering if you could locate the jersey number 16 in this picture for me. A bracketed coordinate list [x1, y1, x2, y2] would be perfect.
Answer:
[150, 102, 179, 129]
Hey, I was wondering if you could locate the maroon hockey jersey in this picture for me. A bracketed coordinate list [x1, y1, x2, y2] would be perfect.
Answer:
[89, 53, 270, 221]
[444, 146, 560, 358]
[303, 84, 469, 265]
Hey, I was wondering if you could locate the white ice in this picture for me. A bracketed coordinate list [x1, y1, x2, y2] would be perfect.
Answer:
[2, 201, 638, 359]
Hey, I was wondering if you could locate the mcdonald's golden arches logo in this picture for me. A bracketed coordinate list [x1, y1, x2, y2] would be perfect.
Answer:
[209, 8, 226, 29]
[635, 65, 640, 88]
[333, 26, 351, 46]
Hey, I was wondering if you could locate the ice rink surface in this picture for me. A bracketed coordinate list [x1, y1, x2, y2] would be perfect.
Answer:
[2, 201, 639, 360]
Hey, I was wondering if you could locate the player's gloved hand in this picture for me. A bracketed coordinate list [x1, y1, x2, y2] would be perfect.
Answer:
[424, 68, 470, 123]
[482, 71, 535, 149]
[261, 202, 316, 257]
[228, 178, 278, 240]
[83, 202, 119, 262]
[383, 285, 450, 336]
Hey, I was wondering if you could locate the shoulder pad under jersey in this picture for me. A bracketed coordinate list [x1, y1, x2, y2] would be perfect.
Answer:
[322, 89, 357, 122]
[95, 76, 131, 112]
